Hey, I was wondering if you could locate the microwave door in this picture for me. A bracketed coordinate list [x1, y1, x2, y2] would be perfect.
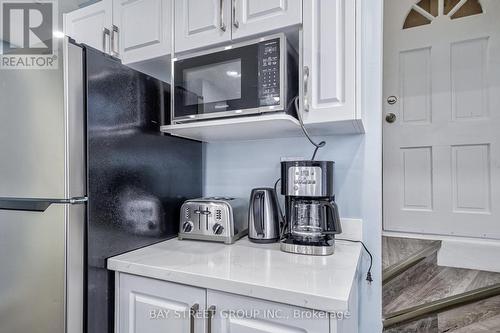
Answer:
[174, 44, 261, 121]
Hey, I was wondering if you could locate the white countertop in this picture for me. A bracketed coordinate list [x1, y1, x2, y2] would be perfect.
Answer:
[107, 237, 362, 312]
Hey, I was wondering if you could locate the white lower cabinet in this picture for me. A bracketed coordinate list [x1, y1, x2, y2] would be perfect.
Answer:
[207, 290, 330, 333]
[117, 273, 206, 333]
[116, 273, 349, 333]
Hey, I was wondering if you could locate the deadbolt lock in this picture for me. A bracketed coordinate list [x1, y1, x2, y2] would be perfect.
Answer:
[387, 96, 398, 105]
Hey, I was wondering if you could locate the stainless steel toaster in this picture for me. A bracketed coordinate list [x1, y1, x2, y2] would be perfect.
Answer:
[178, 197, 248, 244]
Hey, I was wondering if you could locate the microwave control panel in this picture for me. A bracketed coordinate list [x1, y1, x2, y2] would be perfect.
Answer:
[258, 39, 281, 107]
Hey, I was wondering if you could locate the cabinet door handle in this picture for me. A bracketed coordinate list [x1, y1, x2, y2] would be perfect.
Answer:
[207, 305, 216, 333]
[219, 0, 227, 32]
[190, 304, 199, 333]
[303, 66, 310, 112]
[111, 25, 119, 57]
[102, 28, 110, 54]
[232, 0, 239, 29]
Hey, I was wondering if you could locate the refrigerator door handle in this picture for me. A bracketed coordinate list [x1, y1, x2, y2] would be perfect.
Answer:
[0, 197, 88, 212]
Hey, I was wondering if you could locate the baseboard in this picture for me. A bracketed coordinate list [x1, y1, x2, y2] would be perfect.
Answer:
[383, 230, 500, 273]
[438, 239, 500, 273]
[340, 218, 363, 242]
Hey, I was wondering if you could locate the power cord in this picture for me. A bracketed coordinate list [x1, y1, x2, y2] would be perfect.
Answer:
[274, 178, 286, 236]
[336, 238, 373, 283]
[292, 96, 326, 160]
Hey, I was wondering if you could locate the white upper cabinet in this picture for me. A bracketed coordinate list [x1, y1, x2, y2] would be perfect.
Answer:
[174, 0, 231, 53]
[65, 0, 172, 63]
[113, 0, 172, 64]
[301, 0, 362, 133]
[64, 1, 113, 54]
[232, 0, 302, 40]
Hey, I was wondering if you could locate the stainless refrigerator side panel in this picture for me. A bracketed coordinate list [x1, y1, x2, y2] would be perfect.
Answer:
[64, 39, 86, 333]
[65, 40, 86, 199]
[0, 45, 65, 199]
[0, 205, 65, 333]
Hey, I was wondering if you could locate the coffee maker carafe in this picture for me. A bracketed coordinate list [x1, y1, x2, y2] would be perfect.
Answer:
[280, 160, 342, 255]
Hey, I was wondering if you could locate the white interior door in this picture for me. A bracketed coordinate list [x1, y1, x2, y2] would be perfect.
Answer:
[383, 0, 500, 239]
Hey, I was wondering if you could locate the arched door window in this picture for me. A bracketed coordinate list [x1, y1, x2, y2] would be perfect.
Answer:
[404, 0, 483, 29]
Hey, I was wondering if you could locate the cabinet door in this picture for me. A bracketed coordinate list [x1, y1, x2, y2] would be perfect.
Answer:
[64, 1, 113, 54]
[174, 0, 231, 53]
[113, 0, 172, 64]
[301, 0, 358, 128]
[207, 290, 330, 333]
[117, 274, 206, 333]
[232, 0, 302, 40]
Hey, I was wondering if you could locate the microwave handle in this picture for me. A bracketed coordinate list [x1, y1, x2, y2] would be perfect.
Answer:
[219, 0, 227, 32]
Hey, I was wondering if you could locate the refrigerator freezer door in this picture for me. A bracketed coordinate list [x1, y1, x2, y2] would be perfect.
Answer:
[0, 205, 65, 333]
[0, 50, 65, 199]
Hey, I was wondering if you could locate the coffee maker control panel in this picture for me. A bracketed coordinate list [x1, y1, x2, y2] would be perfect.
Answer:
[287, 166, 323, 197]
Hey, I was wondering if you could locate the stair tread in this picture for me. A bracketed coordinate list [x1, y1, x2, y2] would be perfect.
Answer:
[383, 236, 441, 270]
[384, 315, 438, 333]
[383, 295, 500, 332]
[438, 294, 500, 332]
[384, 253, 500, 315]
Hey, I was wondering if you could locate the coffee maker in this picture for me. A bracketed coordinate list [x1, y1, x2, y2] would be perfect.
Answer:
[280, 160, 342, 255]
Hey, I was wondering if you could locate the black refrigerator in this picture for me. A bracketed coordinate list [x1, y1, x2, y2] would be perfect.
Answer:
[85, 43, 202, 332]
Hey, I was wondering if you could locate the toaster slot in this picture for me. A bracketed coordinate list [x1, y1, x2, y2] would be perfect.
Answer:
[194, 206, 202, 230]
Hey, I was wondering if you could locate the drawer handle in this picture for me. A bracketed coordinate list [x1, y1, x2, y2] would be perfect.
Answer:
[207, 305, 216, 333]
[190, 304, 199, 333]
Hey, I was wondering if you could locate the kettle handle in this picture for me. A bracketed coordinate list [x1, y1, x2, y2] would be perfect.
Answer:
[322, 201, 342, 235]
[253, 192, 265, 236]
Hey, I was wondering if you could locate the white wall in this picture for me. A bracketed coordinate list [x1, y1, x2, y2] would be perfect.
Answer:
[356, 0, 383, 331]
[204, 0, 383, 330]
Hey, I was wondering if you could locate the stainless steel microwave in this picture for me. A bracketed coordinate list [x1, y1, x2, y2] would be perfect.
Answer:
[172, 34, 298, 123]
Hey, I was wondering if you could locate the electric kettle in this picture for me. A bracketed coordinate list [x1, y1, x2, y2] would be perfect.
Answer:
[248, 188, 281, 243]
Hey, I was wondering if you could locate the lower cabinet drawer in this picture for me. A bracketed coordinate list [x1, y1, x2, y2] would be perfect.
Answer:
[207, 290, 331, 333]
